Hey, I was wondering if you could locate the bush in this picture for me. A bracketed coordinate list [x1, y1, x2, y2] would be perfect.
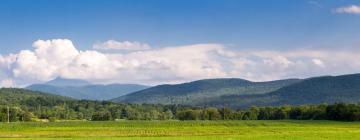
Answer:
[91, 112, 112, 121]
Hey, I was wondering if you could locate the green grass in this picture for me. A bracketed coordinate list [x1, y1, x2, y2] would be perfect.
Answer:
[0, 120, 360, 140]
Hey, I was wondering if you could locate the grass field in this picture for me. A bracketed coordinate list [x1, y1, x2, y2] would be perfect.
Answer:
[0, 120, 360, 140]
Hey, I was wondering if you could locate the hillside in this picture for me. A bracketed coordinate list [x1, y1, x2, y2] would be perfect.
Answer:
[27, 83, 149, 100]
[272, 73, 360, 105]
[202, 74, 360, 108]
[0, 88, 73, 106]
[112, 78, 301, 105]
[112, 73, 360, 108]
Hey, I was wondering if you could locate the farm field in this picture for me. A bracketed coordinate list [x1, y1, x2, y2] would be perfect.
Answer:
[0, 120, 360, 140]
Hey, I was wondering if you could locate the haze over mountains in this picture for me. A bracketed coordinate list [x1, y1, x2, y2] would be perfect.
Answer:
[26, 77, 149, 100]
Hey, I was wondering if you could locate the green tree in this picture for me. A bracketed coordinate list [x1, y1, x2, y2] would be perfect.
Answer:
[219, 107, 232, 120]
[91, 111, 112, 121]
[176, 109, 201, 120]
[202, 107, 221, 120]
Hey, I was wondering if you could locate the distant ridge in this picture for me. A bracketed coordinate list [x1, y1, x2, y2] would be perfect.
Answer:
[207, 73, 360, 108]
[112, 73, 360, 108]
[26, 77, 149, 100]
[45, 77, 91, 87]
[111, 78, 301, 105]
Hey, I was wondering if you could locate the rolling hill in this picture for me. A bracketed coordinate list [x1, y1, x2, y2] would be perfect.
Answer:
[27, 78, 149, 100]
[197, 74, 360, 108]
[112, 73, 360, 108]
[112, 78, 301, 105]
[270, 74, 360, 104]
[0, 88, 73, 106]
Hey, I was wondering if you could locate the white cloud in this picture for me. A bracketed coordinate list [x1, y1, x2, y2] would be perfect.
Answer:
[312, 59, 325, 68]
[0, 79, 15, 87]
[1, 39, 360, 86]
[11, 39, 79, 81]
[335, 5, 360, 14]
[93, 40, 150, 51]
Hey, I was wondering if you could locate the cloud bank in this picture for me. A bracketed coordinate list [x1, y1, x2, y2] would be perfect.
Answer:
[1, 39, 360, 87]
[335, 5, 360, 14]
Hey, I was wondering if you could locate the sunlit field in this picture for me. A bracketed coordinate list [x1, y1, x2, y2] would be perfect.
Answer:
[1, 120, 360, 140]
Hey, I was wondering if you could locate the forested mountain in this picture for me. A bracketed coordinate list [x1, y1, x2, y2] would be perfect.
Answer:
[271, 74, 360, 104]
[24, 73, 360, 109]
[2, 88, 360, 122]
[113, 73, 360, 108]
[112, 78, 301, 105]
[200, 74, 360, 108]
[27, 78, 149, 100]
[0, 88, 73, 106]
[0, 88, 175, 121]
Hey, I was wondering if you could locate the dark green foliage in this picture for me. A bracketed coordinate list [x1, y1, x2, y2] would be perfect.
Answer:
[2, 88, 360, 122]
[0, 88, 176, 121]
[113, 78, 300, 105]
[198, 74, 360, 108]
[326, 103, 360, 121]
[91, 111, 112, 121]
[112, 74, 360, 109]
[176, 109, 201, 120]
[271, 74, 360, 105]
[219, 107, 232, 120]
[202, 107, 221, 120]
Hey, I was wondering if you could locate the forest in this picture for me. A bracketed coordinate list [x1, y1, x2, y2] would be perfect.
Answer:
[0, 99, 360, 122]
[1, 88, 360, 122]
[1, 99, 360, 122]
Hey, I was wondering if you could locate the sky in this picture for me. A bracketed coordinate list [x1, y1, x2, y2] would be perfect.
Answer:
[1, 0, 360, 87]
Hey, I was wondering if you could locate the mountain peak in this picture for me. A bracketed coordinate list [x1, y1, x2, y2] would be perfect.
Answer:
[45, 77, 91, 87]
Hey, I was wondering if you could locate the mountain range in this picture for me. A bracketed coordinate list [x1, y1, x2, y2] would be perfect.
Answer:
[111, 78, 301, 105]
[24, 73, 360, 108]
[112, 73, 360, 108]
[26, 77, 149, 100]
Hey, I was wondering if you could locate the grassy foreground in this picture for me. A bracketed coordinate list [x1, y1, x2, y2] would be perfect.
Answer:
[0, 120, 360, 140]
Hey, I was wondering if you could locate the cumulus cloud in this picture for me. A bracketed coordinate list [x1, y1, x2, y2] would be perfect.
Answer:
[335, 5, 360, 14]
[93, 40, 150, 51]
[1, 39, 360, 86]
[72, 43, 227, 83]
[12, 39, 79, 81]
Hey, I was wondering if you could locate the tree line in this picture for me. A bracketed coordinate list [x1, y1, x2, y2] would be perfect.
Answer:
[1, 100, 360, 122]
[176, 103, 360, 121]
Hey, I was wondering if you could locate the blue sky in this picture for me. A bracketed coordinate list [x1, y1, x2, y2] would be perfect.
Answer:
[1, 0, 360, 54]
[1, 0, 360, 86]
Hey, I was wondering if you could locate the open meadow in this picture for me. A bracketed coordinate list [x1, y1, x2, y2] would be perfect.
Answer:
[0, 120, 360, 140]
